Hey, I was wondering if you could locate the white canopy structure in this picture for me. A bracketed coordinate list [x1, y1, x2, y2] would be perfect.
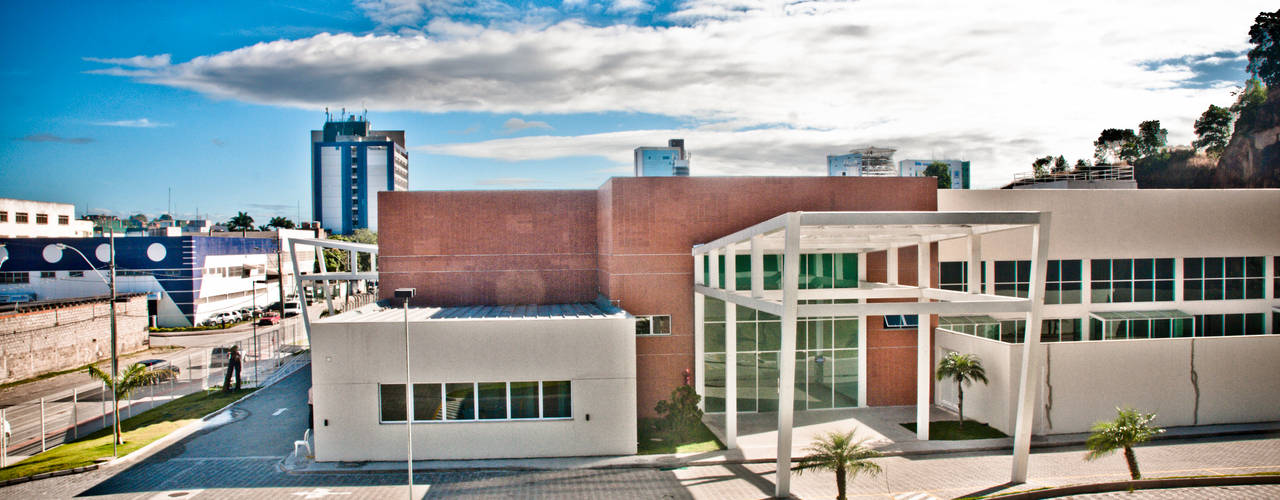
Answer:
[692, 211, 1051, 497]
[286, 237, 379, 342]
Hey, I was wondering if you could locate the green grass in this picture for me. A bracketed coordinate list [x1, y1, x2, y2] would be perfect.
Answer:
[0, 388, 255, 481]
[901, 420, 1008, 440]
[637, 418, 725, 455]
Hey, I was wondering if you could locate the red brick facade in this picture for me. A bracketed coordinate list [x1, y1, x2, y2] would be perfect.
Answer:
[380, 176, 937, 415]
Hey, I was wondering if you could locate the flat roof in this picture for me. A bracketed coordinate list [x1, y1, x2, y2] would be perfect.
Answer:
[316, 301, 628, 323]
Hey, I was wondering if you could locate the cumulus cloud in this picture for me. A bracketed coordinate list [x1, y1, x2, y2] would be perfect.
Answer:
[502, 117, 553, 132]
[475, 177, 542, 186]
[86, 0, 1270, 187]
[83, 54, 171, 68]
[15, 134, 94, 144]
[93, 118, 170, 128]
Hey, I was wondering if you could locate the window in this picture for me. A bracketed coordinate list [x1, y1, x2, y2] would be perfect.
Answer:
[70, 271, 84, 277]
[939, 262, 967, 291]
[1045, 260, 1082, 304]
[35, 213, 48, 224]
[1091, 258, 1174, 303]
[1194, 313, 1266, 336]
[542, 381, 572, 418]
[58, 215, 69, 225]
[703, 252, 857, 291]
[477, 382, 508, 420]
[1276, 257, 1280, 298]
[636, 315, 672, 336]
[993, 260, 1030, 298]
[379, 383, 407, 422]
[1184, 257, 1264, 301]
[15, 212, 28, 223]
[412, 383, 443, 421]
[882, 315, 919, 329]
[510, 382, 540, 419]
[0, 211, 7, 222]
[382, 381, 571, 423]
[1041, 319, 1083, 342]
[40, 271, 56, 279]
[0, 272, 30, 284]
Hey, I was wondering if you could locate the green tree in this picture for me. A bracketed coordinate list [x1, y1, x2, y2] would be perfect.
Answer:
[87, 363, 156, 444]
[1032, 156, 1053, 178]
[935, 352, 989, 426]
[268, 216, 296, 229]
[793, 429, 883, 500]
[1085, 407, 1165, 480]
[654, 385, 704, 441]
[1247, 9, 1280, 87]
[1052, 155, 1068, 174]
[227, 212, 255, 232]
[324, 230, 378, 272]
[1193, 104, 1233, 157]
[1136, 120, 1167, 157]
[923, 161, 952, 188]
[1074, 158, 1090, 169]
[1231, 77, 1269, 131]
[1094, 128, 1139, 164]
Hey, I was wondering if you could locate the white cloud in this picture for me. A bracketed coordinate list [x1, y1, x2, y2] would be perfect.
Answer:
[608, 0, 652, 14]
[83, 54, 171, 68]
[93, 118, 170, 128]
[502, 117, 553, 132]
[91, 0, 1270, 187]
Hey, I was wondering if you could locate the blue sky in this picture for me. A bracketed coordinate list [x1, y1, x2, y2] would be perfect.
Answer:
[0, 1, 1268, 223]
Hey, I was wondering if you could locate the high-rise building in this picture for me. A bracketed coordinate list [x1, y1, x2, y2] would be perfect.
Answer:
[826, 147, 896, 177]
[634, 139, 690, 176]
[311, 113, 408, 234]
[898, 159, 971, 189]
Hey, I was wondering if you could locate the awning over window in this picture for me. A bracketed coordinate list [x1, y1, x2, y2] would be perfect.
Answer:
[1089, 310, 1193, 322]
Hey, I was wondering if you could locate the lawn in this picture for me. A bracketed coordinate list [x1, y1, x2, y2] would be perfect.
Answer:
[0, 388, 255, 481]
[901, 420, 1007, 440]
[637, 418, 725, 455]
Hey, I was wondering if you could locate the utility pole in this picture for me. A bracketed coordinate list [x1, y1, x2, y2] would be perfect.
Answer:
[108, 229, 121, 455]
[277, 233, 287, 321]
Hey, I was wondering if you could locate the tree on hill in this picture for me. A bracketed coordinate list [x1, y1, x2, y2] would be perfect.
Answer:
[227, 212, 254, 232]
[1231, 77, 1269, 131]
[1052, 155, 1068, 173]
[1094, 128, 1139, 164]
[268, 216, 295, 229]
[1032, 156, 1053, 177]
[129, 214, 148, 226]
[1193, 104, 1233, 157]
[1248, 9, 1280, 87]
[1074, 158, 1090, 169]
[1136, 120, 1167, 157]
[923, 161, 952, 188]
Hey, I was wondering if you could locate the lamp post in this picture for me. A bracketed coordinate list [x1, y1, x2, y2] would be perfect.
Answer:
[56, 230, 121, 456]
[394, 288, 416, 499]
[251, 278, 268, 386]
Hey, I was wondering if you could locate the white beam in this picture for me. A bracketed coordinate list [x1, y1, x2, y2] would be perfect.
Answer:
[968, 234, 982, 294]
[288, 237, 378, 254]
[750, 235, 764, 298]
[916, 240, 932, 440]
[858, 314, 867, 407]
[798, 211, 1043, 227]
[1012, 214, 1052, 483]
[300, 272, 380, 281]
[694, 250, 705, 286]
[694, 285, 785, 317]
[709, 249, 720, 290]
[694, 292, 705, 411]
[695, 214, 787, 254]
[724, 245, 738, 450]
[775, 212, 801, 499]
[798, 299, 1031, 317]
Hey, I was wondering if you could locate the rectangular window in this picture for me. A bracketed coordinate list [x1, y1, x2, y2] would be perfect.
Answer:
[58, 215, 69, 225]
[15, 212, 28, 223]
[993, 260, 1030, 298]
[379, 383, 407, 423]
[445, 383, 476, 420]
[542, 381, 572, 418]
[1040, 318, 1083, 342]
[1194, 313, 1267, 336]
[412, 383, 442, 421]
[636, 315, 671, 336]
[1046, 260, 1083, 304]
[509, 381, 540, 419]
[1091, 258, 1173, 303]
[40, 271, 56, 279]
[0, 272, 30, 284]
[939, 261, 968, 291]
[478, 382, 508, 420]
[1185, 257, 1265, 301]
[0, 211, 7, 222]
[70, 271, 84, 277]
[35, 213, 48, 224]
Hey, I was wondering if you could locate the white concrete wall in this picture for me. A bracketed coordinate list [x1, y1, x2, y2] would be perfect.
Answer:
[937, 329, 1280, 435]
[311, 315, 637, 461]
[319, 147, 343, 232]
[364, 147, 387, 233]
[0, 198, 91, 238]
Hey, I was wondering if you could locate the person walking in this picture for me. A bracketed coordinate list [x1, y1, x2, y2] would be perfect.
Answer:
[222, 345, 242, 392]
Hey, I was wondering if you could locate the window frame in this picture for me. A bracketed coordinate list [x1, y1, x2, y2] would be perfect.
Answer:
[35, 213, 48, 225]
[379, 380, 573, 424]
[15, 212, 29, 224]
[1091, 258, 1174, 303]
[635, 314, 672, 336]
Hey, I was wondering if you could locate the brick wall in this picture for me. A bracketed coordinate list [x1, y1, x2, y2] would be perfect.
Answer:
[0, 295, 150, 384]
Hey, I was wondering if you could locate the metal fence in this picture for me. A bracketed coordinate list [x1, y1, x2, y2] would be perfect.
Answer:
[0, 320, 309, 468]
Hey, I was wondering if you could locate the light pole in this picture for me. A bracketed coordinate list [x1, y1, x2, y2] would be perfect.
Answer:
[251, 278, 268, 386]
[56, 230, 121, 456]
[394, 288, 416, 500]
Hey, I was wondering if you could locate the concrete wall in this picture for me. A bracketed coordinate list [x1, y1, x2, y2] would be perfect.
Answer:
[0, 198, 92, 238]
[0, 295, 150, 384]
[310, 314, 637, 461]
[936, 329, 1280, 435]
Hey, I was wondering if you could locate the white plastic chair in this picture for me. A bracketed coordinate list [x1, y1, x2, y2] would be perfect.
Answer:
[293, 428, 312, 457]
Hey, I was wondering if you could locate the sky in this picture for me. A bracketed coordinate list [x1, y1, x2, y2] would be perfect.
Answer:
[0, 0, 1270, 223]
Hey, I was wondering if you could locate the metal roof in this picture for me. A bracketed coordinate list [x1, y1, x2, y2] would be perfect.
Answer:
[315, 301, 628, 323]
[1090, 310, 1193, 321]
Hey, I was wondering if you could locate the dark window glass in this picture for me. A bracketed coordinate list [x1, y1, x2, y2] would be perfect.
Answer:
[1245, 256, 1264, 276]
[1204, 258, 1223, 278]
[1184, 280, 1202, 301]
[1204, 315, 1224, 336]
[1131, 320, 1150, 339]
[478, 382, 507, 419]
[705, 297, 725, 321]
[1091, 281, 1111, 302]
[1062, 260, 1082, 281]
[1092, 260, 1110, 280]
[1155, 259, 1174, 279]
[1184, 258, 1203, 279]
[510, 382, 539, 418]
[1245, 314, 1264, 335]
[1152, 319, 1171, 339]
[1224, 314, 1244, 336]
[1204, 279, 1224, 300]
[380, 384, 406, 422]
[758, 321, 782, 351]
[1134, 280, 1153, 302]
[1113, 259, 1131, 280]
[413, 383, 442, 421]
[542, 381, 572, 418]
[1224, 257, 1244, 278]
[1224, 279, 1243, 300]
[1245, 278, 1265, 299]
[705, 323, 725, 353]
[1046, 260, 1059, 282]
[735, 254, 751, 291]
[995, 261, 1016, 282]
[1016, 260, 1031, 282]
[635, 317, 651, 335]
[1112, 281, 1132, 302]
[1061, 281, 1082, 304]
[738, 322, 757, 352]
[1133, 259, 1154, 280]
[1155, 280, 1174, 301]
[445, 383, 476, 420]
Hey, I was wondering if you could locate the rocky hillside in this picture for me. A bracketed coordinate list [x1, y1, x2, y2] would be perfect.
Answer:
[1136, 91, 1280, 188]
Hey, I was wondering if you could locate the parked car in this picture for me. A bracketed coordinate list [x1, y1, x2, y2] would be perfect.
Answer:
[258, 311, 281, 326]
[283, 300, 302, 317]
[209, 347, 232, 367]
[136, 359, 180, 382]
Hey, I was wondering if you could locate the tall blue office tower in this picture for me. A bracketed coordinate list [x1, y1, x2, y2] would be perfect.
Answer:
[311, 112, 409, 234]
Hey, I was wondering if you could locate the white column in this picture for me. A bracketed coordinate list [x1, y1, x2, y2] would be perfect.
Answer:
[695, 251, 705, 286]
[858, 252, 867, 287]
[694, 292, 706, 411]
[1012, 214, 1052, 483]
[916, 239, 932, 440]
[775, 213, 802, 499]
[1082, 255, 1093, 339]
[725, 245, 738, 449]
[967, 234, 982, 295]
[887, 245, 899, 285]
[857, 314, 868, 407]
[750, 235, 764, 298]
[709, 249, 720, 290]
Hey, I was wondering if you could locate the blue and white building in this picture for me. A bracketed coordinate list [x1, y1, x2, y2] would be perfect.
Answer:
[826, 147, 896, 177]
[899, 159, 971, 189]
[311, 114, 409, 234]
[634, 139, 690, 177]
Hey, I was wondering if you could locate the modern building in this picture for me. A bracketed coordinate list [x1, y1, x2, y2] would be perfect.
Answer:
[0, 230, 319, 326]
[311, 113, 409, 234]
[634, 139, 690, 176]
[826, 147, 896, 177]
[899, 159, 971, 189]
[0, 198, 93, 238]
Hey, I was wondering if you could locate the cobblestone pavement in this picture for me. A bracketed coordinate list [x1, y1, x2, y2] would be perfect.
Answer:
[3, 365, 1277, 499]
[1066, 485, 1280, 499]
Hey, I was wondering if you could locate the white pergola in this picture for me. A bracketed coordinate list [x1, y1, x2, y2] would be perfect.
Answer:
[286, 237, 379, 343]
[691, 211, 1051, 497]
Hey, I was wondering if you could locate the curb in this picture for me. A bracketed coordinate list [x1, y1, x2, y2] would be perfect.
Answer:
[987, 473, 1280, 499]
[0, 464, 100, 487]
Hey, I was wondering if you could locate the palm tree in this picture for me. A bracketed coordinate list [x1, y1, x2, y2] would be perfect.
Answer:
[268, 216, 295, 229]
[227, 212, 254, 232]
[1085, 407, 1164, 480]
[87, 362, 156, 443]
[935, 352, 989, 427]
[793, 429, 882, 500]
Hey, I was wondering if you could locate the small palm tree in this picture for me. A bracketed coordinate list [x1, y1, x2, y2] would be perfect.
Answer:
[935, 352, 989, 427]
[87, 363, 155, 444]
[1085, 407, 1164, 480]
[793, 429, 882, 500]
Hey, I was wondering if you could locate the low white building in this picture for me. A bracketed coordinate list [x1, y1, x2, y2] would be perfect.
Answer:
[309, 302, 638, 461]
[0, 198, 93, 238]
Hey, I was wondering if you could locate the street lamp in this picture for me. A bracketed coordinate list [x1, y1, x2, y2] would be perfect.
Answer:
[251, 278, 268, 386]
[55, 231, 122, 457]
[393, 288, 416, 500]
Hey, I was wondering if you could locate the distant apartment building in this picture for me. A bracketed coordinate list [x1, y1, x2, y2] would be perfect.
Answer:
[311, 113, 409, 234]
[0, 198, 93, 238]
[826, 147, 896, 177]
[899, 159, 971, 189]
[634, 139, 690, 176]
